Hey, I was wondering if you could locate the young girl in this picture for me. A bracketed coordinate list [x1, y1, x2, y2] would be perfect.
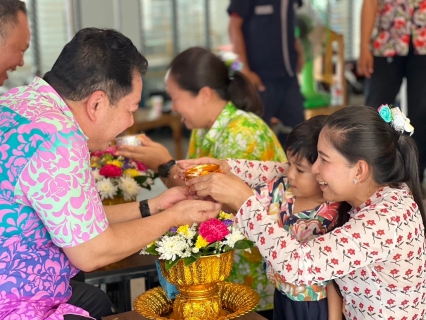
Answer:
[178, 116, 346, 320]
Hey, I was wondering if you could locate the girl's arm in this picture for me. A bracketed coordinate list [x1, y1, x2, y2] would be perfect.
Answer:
[226, 159, 287, 187]
[327, 282, 344, 320]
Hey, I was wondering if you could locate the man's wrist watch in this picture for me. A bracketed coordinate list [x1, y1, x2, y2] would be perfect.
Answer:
[158, 159, 177, 178]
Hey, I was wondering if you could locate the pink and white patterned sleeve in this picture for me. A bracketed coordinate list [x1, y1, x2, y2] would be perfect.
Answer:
[15, 130, 109, 248]
[226, 159, 287, 187]
[234, 193, 402, 286]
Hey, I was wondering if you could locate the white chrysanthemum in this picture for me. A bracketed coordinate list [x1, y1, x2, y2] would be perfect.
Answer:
[96, 178, 118, 200]
[224, 227, 245, 248]
[92, 169, 103, 181]
[119, 176, 142, 201]
[156, 235, 191, 261]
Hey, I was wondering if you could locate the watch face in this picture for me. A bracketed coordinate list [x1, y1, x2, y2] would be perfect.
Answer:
[159, 160, 176, 178]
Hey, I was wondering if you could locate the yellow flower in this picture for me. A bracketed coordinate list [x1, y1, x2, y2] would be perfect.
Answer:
[123, 168, 140, 178]
[146, 241, 156, 248]
[195, 235, 209, 249]
[107, 160, 124, 168]
[177, 225, 190, 236]
[219, 211, 233, 220]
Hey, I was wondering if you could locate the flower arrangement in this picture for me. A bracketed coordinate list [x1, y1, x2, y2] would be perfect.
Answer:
[141, 211, 254, 270]
[90, 146, 157, 202]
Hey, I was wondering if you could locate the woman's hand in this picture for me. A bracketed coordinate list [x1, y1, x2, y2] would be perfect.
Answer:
[117, 134, 173, 172]
[357, 48, 374, 79]
[175, 157, 231, 181]
[185, 171, 254, 212]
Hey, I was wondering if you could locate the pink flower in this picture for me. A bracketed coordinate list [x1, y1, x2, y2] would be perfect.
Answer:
[134, 161, 148, 172]
[99, 164, 122, 178]
[198, 219, 230, 243]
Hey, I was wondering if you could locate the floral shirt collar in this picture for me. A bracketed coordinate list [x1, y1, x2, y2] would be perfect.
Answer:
[199, 101, 237, 148]
[28, 77, 89, 140]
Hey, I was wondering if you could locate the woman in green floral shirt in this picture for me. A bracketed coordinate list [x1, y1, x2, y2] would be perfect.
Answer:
[119, 47, 286, 312]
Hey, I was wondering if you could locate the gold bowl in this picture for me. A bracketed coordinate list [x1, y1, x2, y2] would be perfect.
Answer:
[184, 164, 222, 181]
[133, 282, 260, 320]
[159, 251, 234, 286]
[158, 251, 234, 319]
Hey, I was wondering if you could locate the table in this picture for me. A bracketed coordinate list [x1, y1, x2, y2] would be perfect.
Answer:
[102, 310, 267, 320]
[126, 109, 184, 160]
[85, 254, 158, 313]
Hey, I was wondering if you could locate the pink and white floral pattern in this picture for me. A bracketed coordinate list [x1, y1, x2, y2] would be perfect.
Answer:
[0, 77, 109, 319]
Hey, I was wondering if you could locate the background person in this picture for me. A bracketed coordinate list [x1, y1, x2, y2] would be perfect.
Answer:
[357, 0, 426, 186]
[0, 28, 220, 320]
[227, 0, 306, 146]
[0, 0, 30, 86]
[180, 105, 426, 320]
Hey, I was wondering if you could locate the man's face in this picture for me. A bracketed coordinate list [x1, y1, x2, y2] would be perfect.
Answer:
[88, 72, 143, 151]
[0, 11, 31, 86]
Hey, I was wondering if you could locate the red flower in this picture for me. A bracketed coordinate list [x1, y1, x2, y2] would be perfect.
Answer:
[99, 164, 122, 178]
[134, 161, 148, 172]
[198, 219, 230, 243]
[260, 237, 265, 245]
[286, 264, 292, 272]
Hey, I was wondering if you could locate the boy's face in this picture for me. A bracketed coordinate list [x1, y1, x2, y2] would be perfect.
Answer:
[286, 153, 322, 199]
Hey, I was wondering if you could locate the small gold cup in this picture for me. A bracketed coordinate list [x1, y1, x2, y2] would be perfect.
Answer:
[184, 164, 222, 200]
[184, 164, 222, 181]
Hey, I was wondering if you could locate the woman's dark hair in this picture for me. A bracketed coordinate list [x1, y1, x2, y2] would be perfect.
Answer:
[43, 28, 148, 105]
[168, 47, 263, 116]
[285, 115, 351, 228]
[323, 106, 426, 232]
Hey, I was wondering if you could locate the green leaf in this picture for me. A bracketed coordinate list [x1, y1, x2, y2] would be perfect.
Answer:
[183, 256, 197, 266]
[134, 176, 148, 184]
[165, 258, 180, 271]
[144, 245, 159, 255]
[234, 239, 255, 249]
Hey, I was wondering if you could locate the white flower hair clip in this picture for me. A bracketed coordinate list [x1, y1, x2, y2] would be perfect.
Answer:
[378, 104, 414, 136]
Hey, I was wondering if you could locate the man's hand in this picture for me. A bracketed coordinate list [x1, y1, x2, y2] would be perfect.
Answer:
[150, 186, 193, 214]
[171, 200, 222, 226]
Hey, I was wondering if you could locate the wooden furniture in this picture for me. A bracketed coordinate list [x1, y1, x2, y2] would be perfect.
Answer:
[126, 109, 184, 160]
[102, 310, 268, 320]
[305, 27, 347, 120]
[85, 254, 158, 313]
[304, 105, 345, 119]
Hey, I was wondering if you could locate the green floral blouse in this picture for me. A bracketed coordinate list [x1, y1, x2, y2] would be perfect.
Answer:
[187, 101, 286, 310]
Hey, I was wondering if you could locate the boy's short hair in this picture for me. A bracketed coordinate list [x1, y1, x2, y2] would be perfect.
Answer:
[284, 115, 328, 165]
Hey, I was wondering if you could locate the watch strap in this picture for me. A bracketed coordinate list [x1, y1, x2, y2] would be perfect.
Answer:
[139, 199, 151, 218]
[158, 159, 177, 178]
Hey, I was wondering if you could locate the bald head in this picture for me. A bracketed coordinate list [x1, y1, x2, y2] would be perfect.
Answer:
[0, 0, 30, 86]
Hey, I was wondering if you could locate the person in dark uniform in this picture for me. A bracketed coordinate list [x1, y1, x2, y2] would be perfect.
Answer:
[228, 0, 305, 147]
